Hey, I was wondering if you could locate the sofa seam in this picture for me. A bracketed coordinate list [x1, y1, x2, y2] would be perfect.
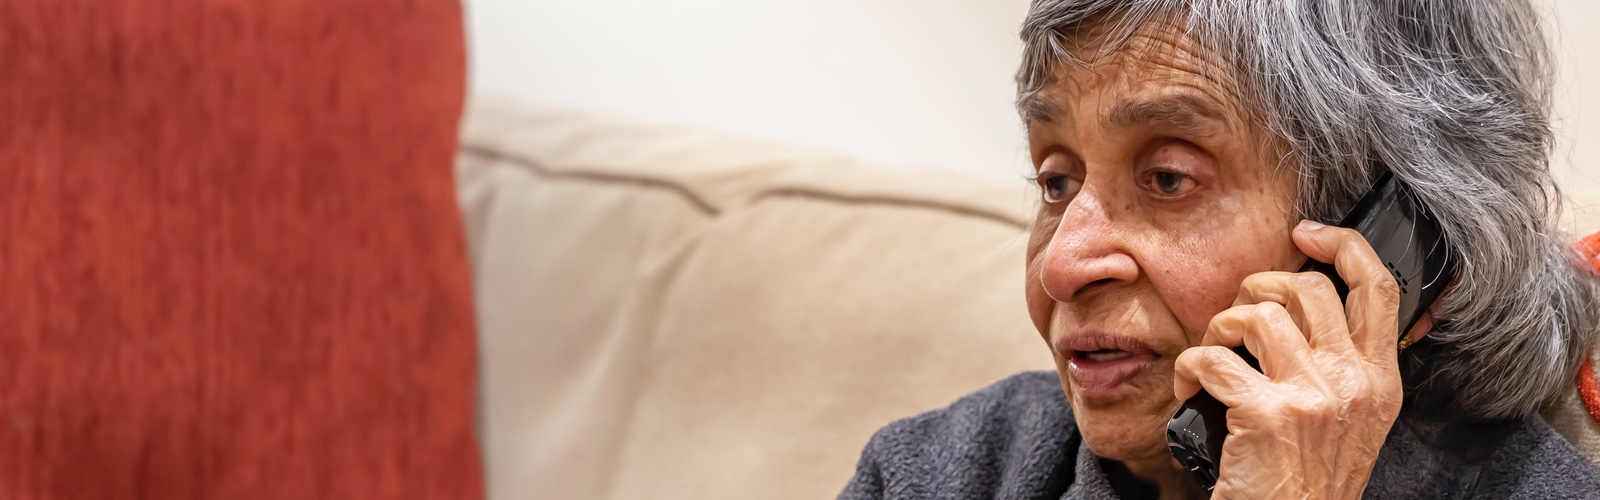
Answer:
[460, 144, 1032, 230]
[750, 188, 1030, 230]
[460, 144, 721, 216]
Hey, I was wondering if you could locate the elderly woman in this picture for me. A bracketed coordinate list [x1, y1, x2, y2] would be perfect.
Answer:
[842, 0, 1600, 498]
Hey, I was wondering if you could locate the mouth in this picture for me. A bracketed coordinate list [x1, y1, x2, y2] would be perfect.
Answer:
[1055, 331, 1159, 398]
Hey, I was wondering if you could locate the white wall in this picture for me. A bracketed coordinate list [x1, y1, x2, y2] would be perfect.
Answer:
[467, 0, 1600, 190]
[1540, 1, 1600, 190]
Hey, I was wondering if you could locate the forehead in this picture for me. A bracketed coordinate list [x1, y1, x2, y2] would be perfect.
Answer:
[1025, 21, 1246, 130]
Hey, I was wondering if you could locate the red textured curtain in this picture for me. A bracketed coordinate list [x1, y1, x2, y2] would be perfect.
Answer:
[0, 1, 481, 498]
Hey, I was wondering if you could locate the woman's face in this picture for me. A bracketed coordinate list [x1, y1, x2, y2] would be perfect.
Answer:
[1024, 25, 1305, 468]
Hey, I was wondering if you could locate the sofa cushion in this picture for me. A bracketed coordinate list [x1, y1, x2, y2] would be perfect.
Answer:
[458, 102, 1053, 500]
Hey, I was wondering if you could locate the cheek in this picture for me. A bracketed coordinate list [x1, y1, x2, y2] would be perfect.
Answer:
[1146, 207, 1299, 343]
[1024, 212, 1059, 336]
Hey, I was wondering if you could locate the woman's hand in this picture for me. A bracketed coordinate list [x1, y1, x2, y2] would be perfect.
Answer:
[1172, 220, 1416, 499]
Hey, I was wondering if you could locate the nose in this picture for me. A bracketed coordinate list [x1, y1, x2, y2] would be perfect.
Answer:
[1039, 186, 1140, 302]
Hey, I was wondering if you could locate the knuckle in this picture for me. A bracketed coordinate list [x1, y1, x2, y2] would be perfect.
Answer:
[1329, 226, 1364, 243]
[1299, 397, 1336, 416]
[1345, 395, 1374, 416]
[1351, 391, 1399, 419]
[1240, 271, 1288, 291]
[1193, 345, 1227, 363]
[1369, 272, 1402, 301]
[1191, 345, 1236, 368]
[1174, 348, 1206, 372]
[1176, 347, 1225, 377]
[1208, 306, 1248, 332]
[1252, 399, 1286, 418]
[1248, 302, 1290, 325]
[1294, 271, 1338, 296]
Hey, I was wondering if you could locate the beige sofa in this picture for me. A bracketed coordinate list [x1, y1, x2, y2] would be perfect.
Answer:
[456, 100, 1600, 500]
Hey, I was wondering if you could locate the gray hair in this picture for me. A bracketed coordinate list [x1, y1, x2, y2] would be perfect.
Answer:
[1017, 0, 1599, 419]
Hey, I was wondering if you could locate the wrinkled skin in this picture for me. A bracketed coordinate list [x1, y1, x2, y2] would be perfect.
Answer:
[1024, 23, 1415, 499]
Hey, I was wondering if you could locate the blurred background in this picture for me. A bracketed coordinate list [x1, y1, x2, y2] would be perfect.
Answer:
[468, 0, 1600, 189]
[12, 2, 1594, 500]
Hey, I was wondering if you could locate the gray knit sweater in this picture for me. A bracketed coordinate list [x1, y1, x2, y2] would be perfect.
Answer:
[840, 371, 1600, 499]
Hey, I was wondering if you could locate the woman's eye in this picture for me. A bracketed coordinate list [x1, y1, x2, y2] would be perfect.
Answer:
[1143, 171, 1196, 197]
[1037, 174, 1077, 204]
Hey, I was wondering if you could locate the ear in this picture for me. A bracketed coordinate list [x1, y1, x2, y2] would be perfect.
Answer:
[1399, 312, 1431, 349]
[1398, 275, 1459, 349]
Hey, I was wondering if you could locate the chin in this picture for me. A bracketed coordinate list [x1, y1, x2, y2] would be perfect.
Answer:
[1079, 409, 1173, 463]
[1053, 360, 1181, 464]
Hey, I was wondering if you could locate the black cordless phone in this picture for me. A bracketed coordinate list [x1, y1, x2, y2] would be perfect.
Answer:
[1165, 168, 1456, 492]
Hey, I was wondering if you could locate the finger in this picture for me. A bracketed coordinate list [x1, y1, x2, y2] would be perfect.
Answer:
[1203, 302, 1315, 380]
[1293, 220, 1401, 367]
[1234, 271, 1352, 352]
[1173, 345, 1271, 405]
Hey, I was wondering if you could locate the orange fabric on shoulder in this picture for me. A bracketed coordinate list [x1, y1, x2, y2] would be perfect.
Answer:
[1578, 233, 1600, 426]
[1580, 232, 1600, 267]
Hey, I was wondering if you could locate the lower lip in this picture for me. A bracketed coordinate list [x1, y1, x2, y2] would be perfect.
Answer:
[1068, 353, 1155, 398]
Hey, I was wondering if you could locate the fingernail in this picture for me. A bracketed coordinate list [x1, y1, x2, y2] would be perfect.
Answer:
[1299, 220, 1326, 231]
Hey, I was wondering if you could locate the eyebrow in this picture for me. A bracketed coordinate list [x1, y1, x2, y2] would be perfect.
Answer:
[1019, 95, 1061, 124]
[1103, 95, 1226, 137]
